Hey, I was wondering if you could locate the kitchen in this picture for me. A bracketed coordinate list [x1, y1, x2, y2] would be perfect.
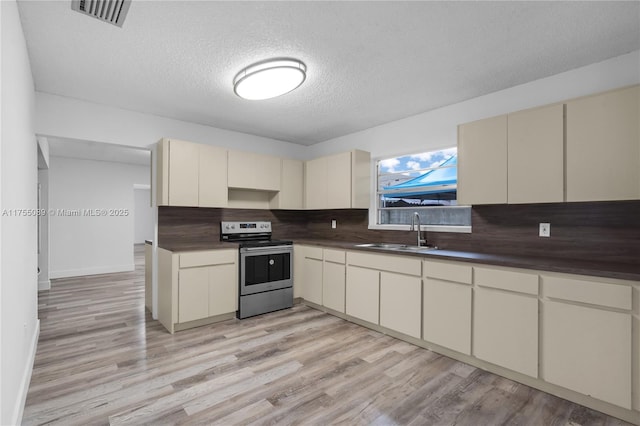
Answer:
[2, 1, 640, 425]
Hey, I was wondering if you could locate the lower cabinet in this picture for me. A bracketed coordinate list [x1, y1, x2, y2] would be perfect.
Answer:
[541, 274, 633, 409]
[301, 247, 323, 305]
[158, 248, 238, 333]
[295, 245, 640, 422]
[423, 260, 473, 355]
[178, 267, 209, 323]
[472, 266, 539, 378]
[380, 272, 421, 338]
[345, 266, 380, 324]
[323, 249, 346, 313]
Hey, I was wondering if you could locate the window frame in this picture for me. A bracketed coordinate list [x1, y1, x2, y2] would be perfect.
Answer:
[368, 149, 472, 233]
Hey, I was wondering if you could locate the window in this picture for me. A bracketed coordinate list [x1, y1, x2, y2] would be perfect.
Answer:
[374, 147, 471, 231]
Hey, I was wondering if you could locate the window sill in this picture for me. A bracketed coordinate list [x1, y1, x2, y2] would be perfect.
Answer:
[368, 224, 472, 234]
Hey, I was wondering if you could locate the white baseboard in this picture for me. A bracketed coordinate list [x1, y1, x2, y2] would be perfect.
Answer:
[49, 264, 135, 279]
[12, 319, 40, 426]
[38, 279, 51, 291]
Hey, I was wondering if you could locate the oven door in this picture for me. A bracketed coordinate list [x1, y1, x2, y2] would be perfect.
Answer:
[240, 245, 293, 296]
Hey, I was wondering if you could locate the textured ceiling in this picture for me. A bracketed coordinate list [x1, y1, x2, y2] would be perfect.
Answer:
[17, 1, 640, 145]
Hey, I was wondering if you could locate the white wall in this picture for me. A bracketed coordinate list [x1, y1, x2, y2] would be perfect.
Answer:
[133, 188, 153, 244]
[308, 51, 640, 160]
[0, 1, 40, 424]
[35, 92, 309, 160]
[38, 169, 50, 291]
[48, 156, 150, 278]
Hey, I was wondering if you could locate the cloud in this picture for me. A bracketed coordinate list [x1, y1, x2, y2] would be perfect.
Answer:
[406, 161, 422, 170]
[379, 158, 400, 173]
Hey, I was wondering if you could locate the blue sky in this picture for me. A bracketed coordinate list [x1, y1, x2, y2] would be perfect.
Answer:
[379, 147, 456, 177]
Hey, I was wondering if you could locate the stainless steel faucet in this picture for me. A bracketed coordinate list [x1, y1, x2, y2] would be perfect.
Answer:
[410, 212, 426, 247]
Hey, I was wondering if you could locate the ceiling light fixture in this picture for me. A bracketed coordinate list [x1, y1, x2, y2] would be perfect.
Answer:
[233, 58, 306, 100]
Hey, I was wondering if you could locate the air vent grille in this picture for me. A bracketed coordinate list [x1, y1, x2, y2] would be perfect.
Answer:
[71, 0, 131, 27]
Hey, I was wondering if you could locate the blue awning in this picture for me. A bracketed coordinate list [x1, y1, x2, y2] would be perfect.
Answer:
[383, 155, 457, 198]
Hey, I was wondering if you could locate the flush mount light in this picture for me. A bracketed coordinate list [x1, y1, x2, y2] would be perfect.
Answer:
[233, 58, 306, 100]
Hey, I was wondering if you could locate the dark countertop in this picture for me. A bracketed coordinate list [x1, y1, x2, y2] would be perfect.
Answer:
[295, 239, 640, 282]
[158, 239, 640, 282]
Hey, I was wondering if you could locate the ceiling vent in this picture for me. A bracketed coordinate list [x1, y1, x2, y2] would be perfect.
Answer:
[71, 0, 131, 28]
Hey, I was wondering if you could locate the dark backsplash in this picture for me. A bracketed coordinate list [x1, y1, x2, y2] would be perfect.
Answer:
[158, 200, 640, 264]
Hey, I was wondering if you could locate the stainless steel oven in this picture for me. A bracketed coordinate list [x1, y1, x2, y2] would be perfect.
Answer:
[221, 221, 293, 319]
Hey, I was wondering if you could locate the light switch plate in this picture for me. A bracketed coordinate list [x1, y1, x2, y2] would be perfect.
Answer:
[539, 223, 550, 237]
[331, 219, 337, 229]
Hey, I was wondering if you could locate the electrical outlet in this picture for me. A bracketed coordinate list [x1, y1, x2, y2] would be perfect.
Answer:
[539, 223, 550, 237]
[331, 219, 337, 229]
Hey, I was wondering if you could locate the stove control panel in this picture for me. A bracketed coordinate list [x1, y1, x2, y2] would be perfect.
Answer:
[221, 221, 272, 234]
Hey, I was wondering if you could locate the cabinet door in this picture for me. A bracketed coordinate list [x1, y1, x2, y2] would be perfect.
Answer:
[271, 159, 304, 209]
[473, 287, 538, 377]
[228, 150, 281, 191]
[542, 300, 632, 409]
[326, 151, 352, 209]
[302, 257, 323, 305]
[423, 278, 472, 354]
[199, 144, 228, 207]
[208, 263, 237, 316]
[178, 267, 209, 323]
[168, 139, 199, 206]
[380, 272, 421, 338]
[457, 115, 507, 205]
[346, 266, 380, 324]
[292, 245, 305, 299]
[566, 85, 639, 201]
[508, 104, 564, 203]
[323, 261, 346, 313]
[305, 157, 327, 209]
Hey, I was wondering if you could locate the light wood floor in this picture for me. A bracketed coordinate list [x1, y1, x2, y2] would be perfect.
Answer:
[23, 244, 630, 425]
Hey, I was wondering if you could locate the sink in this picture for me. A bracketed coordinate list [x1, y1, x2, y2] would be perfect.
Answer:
[355, 243, 438, 253]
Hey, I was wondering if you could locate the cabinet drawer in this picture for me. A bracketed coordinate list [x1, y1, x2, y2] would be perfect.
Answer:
[474, 266, 538, 295]
[324, 249, 346, 264]
[424, 260, 472, 284]
[180, 250, 236, 268]
[303, 246, 324, 261]
[347, 252, 421, 276]
[542, 275, 632, 310]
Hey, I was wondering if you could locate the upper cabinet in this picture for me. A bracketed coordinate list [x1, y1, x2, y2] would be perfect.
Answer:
[457, 115, 508, 205]
[227, 150, 281, 192]
[508, 104, 564, 204]
[566, 85, 640, 202]
[458, 85, 639, 205]
[305, 150, 370, 209]
[156, 138, 228, 208]
[270, 158, 304, 210]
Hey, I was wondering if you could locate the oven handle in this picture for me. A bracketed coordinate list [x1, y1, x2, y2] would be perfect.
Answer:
[240, 245, 293, 253]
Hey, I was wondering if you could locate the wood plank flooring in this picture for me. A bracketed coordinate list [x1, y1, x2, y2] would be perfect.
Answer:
[23, 244, 630, 425]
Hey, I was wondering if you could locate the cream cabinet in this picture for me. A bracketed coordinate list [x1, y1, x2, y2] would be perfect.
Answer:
[457, 115, 508, 205]
[227, 150, 281, 191]
[304, 150, 370, 209]
[473, 266, 539, 377]
[157, 248, 237, 333]
[541, 274, 633, 409]
[345, 265, 380, 324]
[507, 103, 564, 203]
[345, 251, 421, 332]
[380, 272, 421, 338]
[156, 138, 227, 208]
[270, 158, 304, 210]
[301, 246, 323, 305]
[458, 104, 564, 205]
[566, 85, 640, 202]
[322, 249, 346, 313]
[423, 260, 473, 355]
